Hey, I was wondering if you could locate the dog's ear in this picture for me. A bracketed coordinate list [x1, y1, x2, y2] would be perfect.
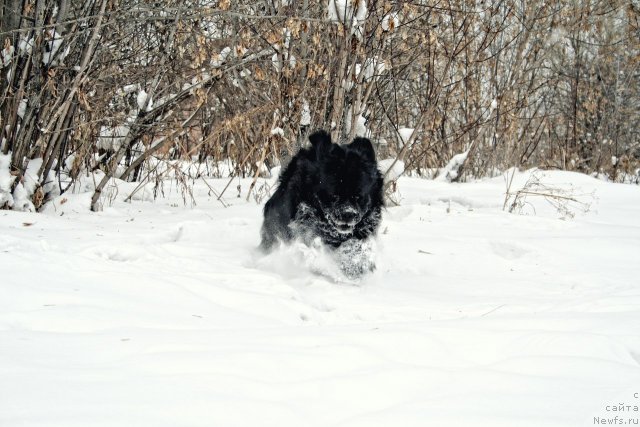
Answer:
[349, 137, 376, 163]
[309, 130, 331, 149]
[309, 130, 337, 158]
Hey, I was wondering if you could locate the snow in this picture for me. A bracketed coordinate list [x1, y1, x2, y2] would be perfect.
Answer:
[344, 58, 385, 91]
[42, 29, 69, 66]
[271, 53, 282, 72]
[22, 158, 42, 196]
[2, 170, 640, 426]
[98, 124, 130, 152]
[2, 45, 14, 67]
[64, 154, 76, 172]
[137, 89, 151, 111]
[288, 54, 297, 69]
[398, 127, 414, 144]
[283, 28, 292, 49]
[327, 0, 367, 34]
[98, 112, 138, 151]
[271, 52, 296, 72]
[17, 99, 27, 119]
[357, 57, 385, 82]
[378, 158, 405, 181]
[10, 158, 43, 211]
[0, 151, 15, 207]
[352, 113, 367, 136]
[18, 37, 34, 56]
[344, 107, 368, 137]
[121, 84, 140, 94]
[211, 46, 231, 68]
[436, 149, 470, 182]
[300, 99, 311, 127]
[270, 127, 284, 137]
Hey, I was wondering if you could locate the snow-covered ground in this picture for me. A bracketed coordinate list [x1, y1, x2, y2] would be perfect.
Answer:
[2, 170, 639, 426]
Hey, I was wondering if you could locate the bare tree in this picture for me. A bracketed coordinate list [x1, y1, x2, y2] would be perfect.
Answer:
[1, 0, 638, 211]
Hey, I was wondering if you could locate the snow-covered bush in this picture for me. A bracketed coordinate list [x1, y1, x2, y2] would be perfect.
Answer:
[0, 152, 15, 208]
[0, 0, 637, 213]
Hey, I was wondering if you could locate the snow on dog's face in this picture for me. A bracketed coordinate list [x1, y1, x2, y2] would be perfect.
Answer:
[309, 132, 379, 236]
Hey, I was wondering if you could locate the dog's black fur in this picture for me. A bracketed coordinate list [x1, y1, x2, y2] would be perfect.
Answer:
[260, 130, 384, 251]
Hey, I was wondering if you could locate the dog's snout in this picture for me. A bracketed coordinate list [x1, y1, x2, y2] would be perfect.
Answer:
[335, 205, 359, 225]
[340, 210, 358, 223]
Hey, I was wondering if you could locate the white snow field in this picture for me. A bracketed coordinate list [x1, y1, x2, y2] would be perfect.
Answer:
[1, 169, 639, 427]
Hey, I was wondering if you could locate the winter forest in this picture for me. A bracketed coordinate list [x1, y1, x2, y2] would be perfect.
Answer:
[2, 1, 640, 426]
[1, 0, 639, 210]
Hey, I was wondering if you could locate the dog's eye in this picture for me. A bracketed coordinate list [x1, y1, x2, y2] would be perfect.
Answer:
[354, 195, 369, 205]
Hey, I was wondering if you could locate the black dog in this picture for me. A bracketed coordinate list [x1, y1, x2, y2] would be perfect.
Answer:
[260, 130, 384, 265]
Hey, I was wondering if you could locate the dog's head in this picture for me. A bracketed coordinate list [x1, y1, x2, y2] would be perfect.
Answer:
[308, 130, 382, 235]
